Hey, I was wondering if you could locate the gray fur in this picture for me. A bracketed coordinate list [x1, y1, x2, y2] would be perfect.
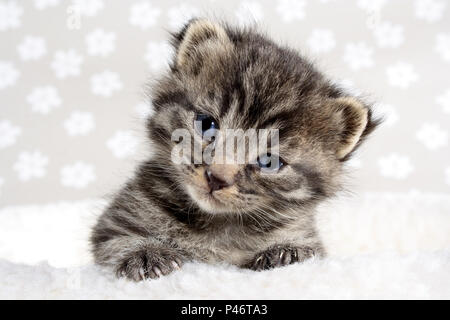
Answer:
[90, 19, 379, 281]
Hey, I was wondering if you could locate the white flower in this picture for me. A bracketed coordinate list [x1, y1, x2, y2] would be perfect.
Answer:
[135, 102, 155, 120]
[72, 0, 104, 17]
[416, 123, 448, 150]
[129, 1, 161, 30]
[307, 29, 336, 54]
[90, 70, 123, 97]
[51, 49, 83, 79]
[60, 162, 96, 189]
[144, 41, 172, 72]
[435, 33, 450, 62]
[436, 89, 450, 114]
[276, 0, 306, 22]
[17, 36, 47, 61]
[0, 0, 23, 31]
[334, 78, 363, 97]
[374, 103, 399, 127]
[235, 1, 264, 25]
[0, 61, 20, 89]
[386, 62, 419, 89]
[378, 153, 414, 180]
[346, 155, 362, 169]
[414, 0, 446, 23]
[13, 151, 49, 181]
[343, 42, 374, 70]
[27, 86, 62, 114]
[0, 120, 21, 149]
[86, 29, 116, 57]
[356, 0, 387, 12]
[167, 4, 200, 30]
[63, 111, 95, 136]
[445, 167, 450, 186]
[33, 0, 61, 10]
[107, 130, 139, 158]
[372, 21, 404, 48]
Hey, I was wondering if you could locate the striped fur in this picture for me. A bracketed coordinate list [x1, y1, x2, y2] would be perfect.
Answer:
[90, 19, 379, 281]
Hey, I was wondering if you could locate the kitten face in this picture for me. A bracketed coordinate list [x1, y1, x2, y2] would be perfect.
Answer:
[147, 19, 378, 215]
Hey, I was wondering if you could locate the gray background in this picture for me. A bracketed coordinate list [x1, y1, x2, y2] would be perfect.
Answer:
[0, 0, 449, 206]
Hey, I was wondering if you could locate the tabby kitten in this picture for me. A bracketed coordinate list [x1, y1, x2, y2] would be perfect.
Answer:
[90, 19, 378, 281]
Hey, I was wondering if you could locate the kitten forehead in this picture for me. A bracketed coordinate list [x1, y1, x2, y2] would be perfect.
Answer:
[171, 26, 341, 130]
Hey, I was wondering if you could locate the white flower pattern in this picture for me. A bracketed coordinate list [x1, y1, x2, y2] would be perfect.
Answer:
[0, 1, 23, 31]
[63, 111, 95, 136]
[416, 123, 448, 150]
[17, 36, 47, 61]
[0, 120, 22, 149]
[386, 62, 419, 89]
[167, 4, 199, 30]
[378, 154, 414, 180]
[27, 86, 62, 114]
[90, 71, 123, 97]
[85, 29, 116, 57]
[144, 41, 172, 72]
[13, 151, 49, 181]
[372, 22, 404, 48]
[51, 49, 83, 79]
[72, 0, 104, 17]
[60, 162, 96, 189]
[356, 0, 388, 12]
[0, 61, 20, 89]
[0, 1, 449, 202]
[414, 0, 446, 23]
[129, 1, 161, 30]
[276, 0, 306, 22]
[33, 0, 61, 10]
[107, 131, 139, 159]
[343, 42, 375, 70]
[307, 29, 336, 54]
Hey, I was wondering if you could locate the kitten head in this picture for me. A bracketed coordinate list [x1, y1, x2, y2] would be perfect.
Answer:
[147, 19, 378, 215]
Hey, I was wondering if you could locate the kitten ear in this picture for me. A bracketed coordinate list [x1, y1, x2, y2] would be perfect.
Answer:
[172, 18, 232, 68]
[330, 97, 372, 160]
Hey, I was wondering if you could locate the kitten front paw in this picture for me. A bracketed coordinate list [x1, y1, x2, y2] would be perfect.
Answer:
[115, 248, 186, 281]
[245, 245, 316, 271]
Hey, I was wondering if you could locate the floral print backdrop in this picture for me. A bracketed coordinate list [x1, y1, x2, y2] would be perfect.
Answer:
[0, 0, 449, 206]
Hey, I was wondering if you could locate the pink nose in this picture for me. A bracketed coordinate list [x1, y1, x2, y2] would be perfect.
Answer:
[205, 169, 230, 192]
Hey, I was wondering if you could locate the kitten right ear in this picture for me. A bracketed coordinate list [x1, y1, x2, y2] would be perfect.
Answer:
[327, 97, 378, 160]
[171, 19, 233, 69]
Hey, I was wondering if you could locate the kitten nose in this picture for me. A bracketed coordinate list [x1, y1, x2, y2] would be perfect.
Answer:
[205, 169, 230, 192]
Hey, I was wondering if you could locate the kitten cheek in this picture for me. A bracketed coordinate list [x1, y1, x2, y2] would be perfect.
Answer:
[283, 188, 314, 201]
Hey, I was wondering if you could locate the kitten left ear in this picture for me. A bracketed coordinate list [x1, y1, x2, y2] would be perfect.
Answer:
[172, 18, 233, 69]
[331, 97, 371, 160]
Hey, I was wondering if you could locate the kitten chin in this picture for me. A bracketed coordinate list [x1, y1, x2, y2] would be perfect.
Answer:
[90, 18, 379, 281]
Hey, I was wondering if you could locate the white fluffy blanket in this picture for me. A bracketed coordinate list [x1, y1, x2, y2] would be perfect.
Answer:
[1, 192, 449, 299]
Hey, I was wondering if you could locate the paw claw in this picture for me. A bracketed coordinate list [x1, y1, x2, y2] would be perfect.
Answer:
[153, 266, 162, 277]
[246, 245, 316, 271]
[114, 249, 186, 281]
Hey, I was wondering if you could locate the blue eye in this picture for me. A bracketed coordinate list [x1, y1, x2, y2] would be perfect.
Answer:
[257, 153, 284, 171]
[195, 114, 219, 135]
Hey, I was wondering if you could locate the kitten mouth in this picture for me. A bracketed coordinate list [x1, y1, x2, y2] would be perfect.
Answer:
[186, 184, 231, 213]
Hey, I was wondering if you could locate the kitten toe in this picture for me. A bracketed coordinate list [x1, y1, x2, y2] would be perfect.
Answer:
[245, 245, 318, 271]
[114, 249, 187, 281]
